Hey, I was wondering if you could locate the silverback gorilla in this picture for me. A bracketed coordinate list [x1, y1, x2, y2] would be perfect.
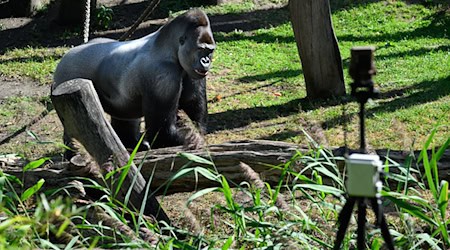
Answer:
[53, 9, 215, 152]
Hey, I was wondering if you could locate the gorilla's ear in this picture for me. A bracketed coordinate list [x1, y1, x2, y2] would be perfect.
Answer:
[179, 35, 186, 45]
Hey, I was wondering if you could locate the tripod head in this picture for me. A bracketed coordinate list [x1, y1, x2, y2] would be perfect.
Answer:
[349, 46, 379, 105]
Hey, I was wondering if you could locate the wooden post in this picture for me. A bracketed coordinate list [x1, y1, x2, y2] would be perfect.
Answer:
[51, 79, 170, 224]
[289, 0, 346, 99]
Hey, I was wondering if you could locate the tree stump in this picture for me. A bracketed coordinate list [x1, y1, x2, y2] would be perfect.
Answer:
[50, 78, 170, 224]
[289, 0, 346, 99]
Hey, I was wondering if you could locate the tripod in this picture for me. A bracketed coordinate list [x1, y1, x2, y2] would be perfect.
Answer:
[333, 47, 395, 250]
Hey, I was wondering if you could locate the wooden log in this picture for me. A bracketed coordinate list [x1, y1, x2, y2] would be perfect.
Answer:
[134, 140, 304, 194]
[50, 78, 170, 223]
[2, 140, 448, 195]
[289, 0, 346, 99]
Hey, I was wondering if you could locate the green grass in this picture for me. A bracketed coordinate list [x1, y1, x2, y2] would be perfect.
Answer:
[204, 0, 450, 150]
[1, 0, 448, 153]
[0, 46, 66, 84]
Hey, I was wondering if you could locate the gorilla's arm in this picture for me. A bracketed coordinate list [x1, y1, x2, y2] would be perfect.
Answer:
[143, 71, 185, 148]
[179, 76, 208, 134]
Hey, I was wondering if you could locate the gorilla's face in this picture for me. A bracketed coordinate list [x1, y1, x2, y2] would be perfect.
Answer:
[178, 25, 215, 80]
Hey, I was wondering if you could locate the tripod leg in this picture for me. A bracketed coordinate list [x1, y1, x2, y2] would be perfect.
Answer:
[370, 198, 395, 250]
[357, 198, 367, 250]
[333, 197, 356, 250]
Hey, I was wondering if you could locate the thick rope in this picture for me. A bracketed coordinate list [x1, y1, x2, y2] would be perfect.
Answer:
[83, 0, 91, 43]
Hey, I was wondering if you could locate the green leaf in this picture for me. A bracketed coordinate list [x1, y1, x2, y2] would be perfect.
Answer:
[179, 152, 214, 166]
[418, 126, 437, 162]
[371, 237, 382, 250]
[382, 191, 438, 227]
[294, 184, 344, 197]
[187, 187, 220, 206]
[221, 236, 234, 250]
[414, 233, 442, 250]
[23, 157, 49, 172]
[114, 133, 145, 198]
[64, 235, 80, 250]
[21, 179, 45, 201]
[438, 180, 449, 220]
[434, 137, 449, 164]
[421, 145, 438, 200]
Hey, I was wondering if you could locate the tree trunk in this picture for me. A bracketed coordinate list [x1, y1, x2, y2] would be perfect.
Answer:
[289, 0, 346, 99]
[50, 78, 170, 224]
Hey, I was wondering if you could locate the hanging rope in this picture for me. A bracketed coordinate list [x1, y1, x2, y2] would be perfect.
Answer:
[83, 0, 91, 43]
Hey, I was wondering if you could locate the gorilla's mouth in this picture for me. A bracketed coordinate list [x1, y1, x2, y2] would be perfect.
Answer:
[194, 69, 208, 76]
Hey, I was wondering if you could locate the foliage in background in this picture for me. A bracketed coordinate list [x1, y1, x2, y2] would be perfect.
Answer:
[94, 5, 114, 29]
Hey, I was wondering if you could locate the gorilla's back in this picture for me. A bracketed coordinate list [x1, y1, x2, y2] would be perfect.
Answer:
[52, 38, 116, 88]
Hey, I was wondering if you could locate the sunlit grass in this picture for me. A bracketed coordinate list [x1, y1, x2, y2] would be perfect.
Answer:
[0, 46, 66, 84]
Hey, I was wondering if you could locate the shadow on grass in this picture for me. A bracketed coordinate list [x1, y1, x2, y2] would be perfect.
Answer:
[321, 75, 450, 129]
[238, 69, 301, 83]
[376, 45, 450, 61]
[0, 1, 291, 54]
[329, 0, 449, 12]
[259, 129, 302, 141]
[208, 96, 346, 133]
[209, 75, 449, 133]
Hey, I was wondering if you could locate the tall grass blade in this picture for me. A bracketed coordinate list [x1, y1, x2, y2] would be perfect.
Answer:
[179, 152, 214, 166]
[418, 126, 438, 162]
[438, 180, 449, 219]
[413, 233, 442, 250]
[382, 191, 438, 227]
[293, 183, 344, 197]
[21, 178, 45, 201]
[114, 132, 145, 198]
[221, 236, 234, 250]
[421, 145, 438, 200]
[187, 187, 220, 206]
[39, 239, 60, 250]
[138, 163, 157, 228]
[23, 157, 49, 172]
[434, 137, 449, 163]
[64, 235, 80, 250]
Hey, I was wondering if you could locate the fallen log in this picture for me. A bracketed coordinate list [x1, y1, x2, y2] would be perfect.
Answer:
[50, 78, 170, 223]
[2, 140, 449, 195]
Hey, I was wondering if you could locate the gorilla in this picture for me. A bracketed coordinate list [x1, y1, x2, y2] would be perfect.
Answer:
[53, 9, 215, 152]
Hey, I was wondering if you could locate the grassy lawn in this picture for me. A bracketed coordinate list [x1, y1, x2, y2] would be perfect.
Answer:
[0, 0, 449, 249]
